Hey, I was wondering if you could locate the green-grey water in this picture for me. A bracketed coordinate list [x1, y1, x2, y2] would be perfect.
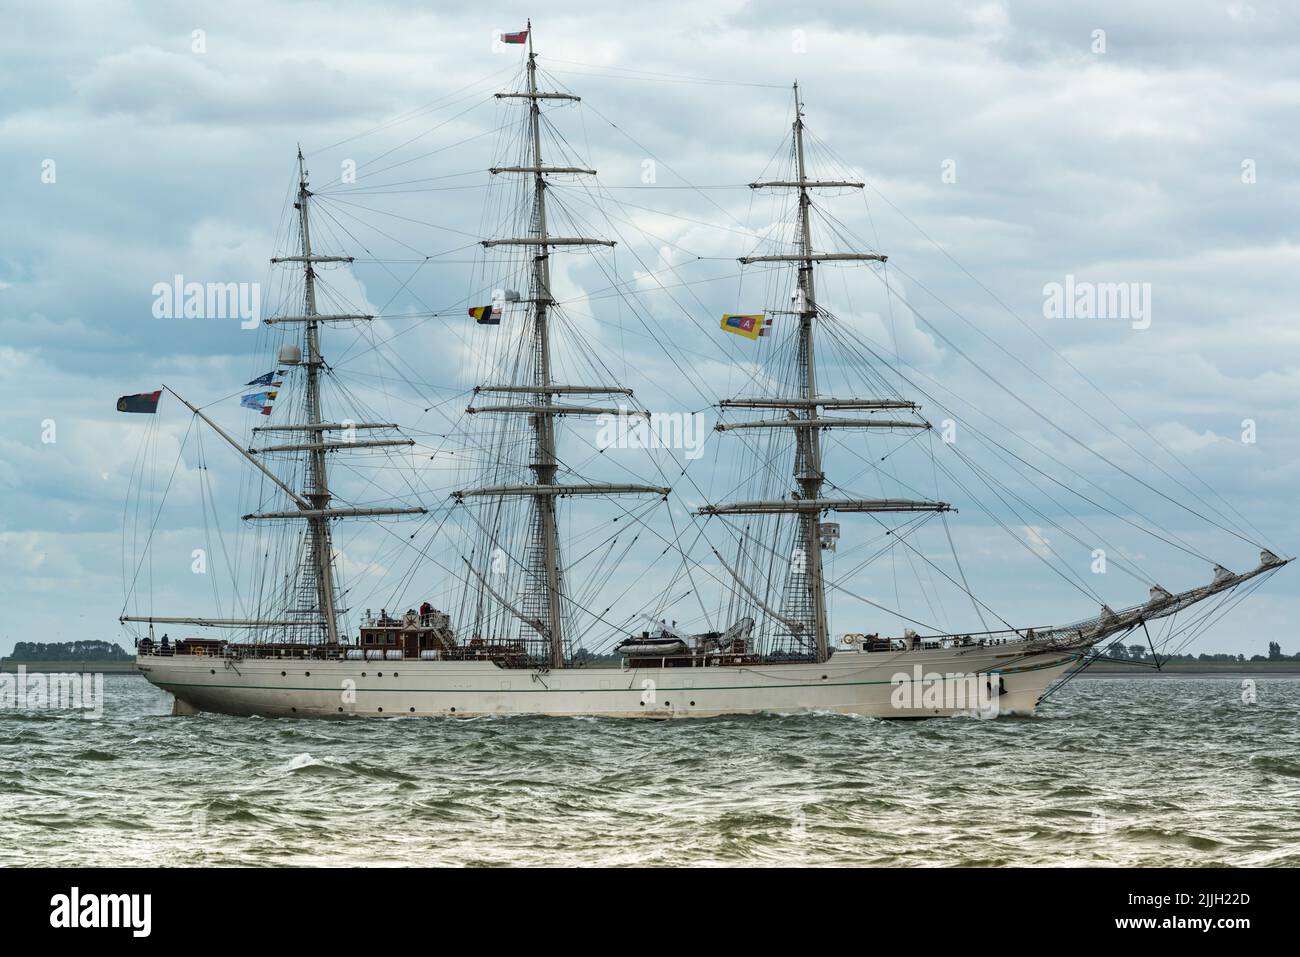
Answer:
[1, 675, 1297, 866]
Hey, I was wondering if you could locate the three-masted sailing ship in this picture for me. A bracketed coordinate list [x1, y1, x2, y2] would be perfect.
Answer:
[124, 26, 1289, 718]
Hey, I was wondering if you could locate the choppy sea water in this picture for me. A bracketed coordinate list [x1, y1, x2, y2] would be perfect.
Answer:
[1, 675, 1297, 867]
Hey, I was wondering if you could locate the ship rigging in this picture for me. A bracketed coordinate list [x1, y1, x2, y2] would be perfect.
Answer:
[118, 24, 1289, 718]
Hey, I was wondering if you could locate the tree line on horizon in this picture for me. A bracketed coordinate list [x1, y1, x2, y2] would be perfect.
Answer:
[1101, 640, 1295, 663]
[5, 640, 133, 661]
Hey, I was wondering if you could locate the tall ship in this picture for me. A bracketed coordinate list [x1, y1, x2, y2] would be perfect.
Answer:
[122, 26, 1289, 718]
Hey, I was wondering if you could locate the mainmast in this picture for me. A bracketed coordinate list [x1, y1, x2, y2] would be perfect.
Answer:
[455, 23, 668, 669]
[521, 26, 565, 671]
[702, 83, 951, 662]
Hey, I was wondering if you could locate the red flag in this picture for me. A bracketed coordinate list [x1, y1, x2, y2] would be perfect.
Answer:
[502, 30, 528, 44]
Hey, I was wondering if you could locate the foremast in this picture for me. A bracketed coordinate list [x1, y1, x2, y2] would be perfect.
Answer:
[454, 23, 667, 670]
[701, 84, 951, 663]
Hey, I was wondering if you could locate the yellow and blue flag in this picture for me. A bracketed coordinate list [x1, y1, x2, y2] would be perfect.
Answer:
[720, 314, 766, 340]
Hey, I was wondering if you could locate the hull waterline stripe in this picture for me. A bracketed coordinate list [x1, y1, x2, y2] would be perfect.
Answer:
[144, 657, 1071, 695]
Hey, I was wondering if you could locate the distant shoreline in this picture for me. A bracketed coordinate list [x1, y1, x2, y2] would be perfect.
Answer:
[1079, 661, 1300, 677]
[1076, 670, 1300, 679]
[0, 660, 138, 674]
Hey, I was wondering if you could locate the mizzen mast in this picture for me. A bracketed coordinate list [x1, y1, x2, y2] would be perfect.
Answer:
[246, 150, 424, 644]
[121, 152, 426, 641]
[294, 150, 340, 643]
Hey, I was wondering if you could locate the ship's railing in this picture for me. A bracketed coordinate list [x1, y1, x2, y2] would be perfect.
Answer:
[360, 612, 448, 628]
[615, 652, 771, 671]
[135, 643, 525, 664]
[137, 644, 350, 661]
[841, 628, 1038, 653]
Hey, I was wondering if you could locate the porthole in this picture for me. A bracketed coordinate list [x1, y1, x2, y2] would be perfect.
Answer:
[409, 707, 415, 713]
[639, 700, 645, 706]
[210, 669, 215, 675]
[281, 670, 286, 677]
[378, 707, 383, 713]
[665, 701, 671, 706]
[393, 672, 399, 677]
[821, 674, 828, 680]
[337, 706, 343, 712]
[378, 672, 383, 677]
[291, 707, 297, 713]
[305, 671, 311, 677]
[690, 700, 695, 706]
[361, 672, 367, 677]
[450, 706, 456, 713]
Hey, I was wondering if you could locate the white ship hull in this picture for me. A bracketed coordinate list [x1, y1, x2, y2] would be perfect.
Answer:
[137, 645, 1079, 719]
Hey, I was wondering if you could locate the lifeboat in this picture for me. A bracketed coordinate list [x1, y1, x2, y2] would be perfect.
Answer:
[615, 636, 688, 657]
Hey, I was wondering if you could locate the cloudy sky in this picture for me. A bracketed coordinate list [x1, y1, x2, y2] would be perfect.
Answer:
[1, 0, 1296, 658]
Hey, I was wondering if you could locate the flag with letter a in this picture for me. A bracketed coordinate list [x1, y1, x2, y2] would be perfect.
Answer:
[720, 314, 767, 341]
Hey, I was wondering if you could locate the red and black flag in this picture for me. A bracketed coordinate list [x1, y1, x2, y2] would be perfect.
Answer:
[469, 304, 502, 325]
[116, 390, 162, 413]
[502, 29, 528, 44]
